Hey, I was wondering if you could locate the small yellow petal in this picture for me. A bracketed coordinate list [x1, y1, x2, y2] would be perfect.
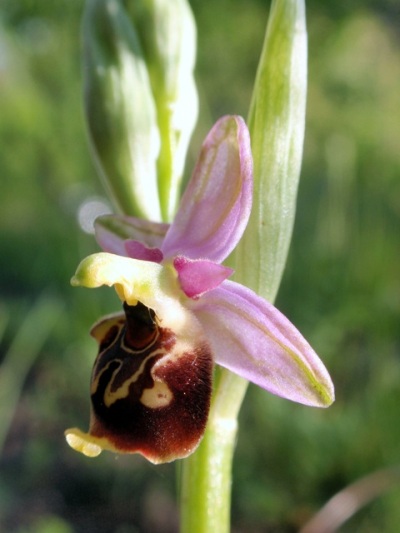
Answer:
[71, 252, 180, 316]
[65, 428, 105, 458]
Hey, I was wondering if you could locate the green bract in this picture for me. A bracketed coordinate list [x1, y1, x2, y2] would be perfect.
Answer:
[124, 0, 198, 221]
[233, 0, 308, 303]
[83, 0, 198, 221]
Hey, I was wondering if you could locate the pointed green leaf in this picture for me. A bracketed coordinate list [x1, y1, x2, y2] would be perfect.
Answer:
[234, 0, 307, 302]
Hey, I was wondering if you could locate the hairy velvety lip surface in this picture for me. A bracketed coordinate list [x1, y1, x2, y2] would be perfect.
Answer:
[89, 302, 213, 463]
[67, 301, 213, 464]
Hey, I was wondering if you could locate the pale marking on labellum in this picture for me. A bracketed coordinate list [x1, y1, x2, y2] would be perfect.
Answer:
[140, 381, 173, 409]
[90, 359, 122, 396]
[120, 329, 160, 354]
[91, 320, 162, 402]
[94, 322, 124, 353]
[102, 348, 167, 408]
[90, 323, 123, 386]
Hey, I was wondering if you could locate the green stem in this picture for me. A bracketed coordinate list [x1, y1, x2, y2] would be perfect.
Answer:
[180, 368, 248, 533]
[179, 1, 306, 530]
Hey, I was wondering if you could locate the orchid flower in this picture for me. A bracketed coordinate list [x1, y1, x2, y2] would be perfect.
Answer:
[65, 115, 334, 464]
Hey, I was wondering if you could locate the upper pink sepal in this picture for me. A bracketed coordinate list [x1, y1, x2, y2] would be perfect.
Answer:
[192, 280, 334, 407]
[124, 240, 164, 263]
[162, 116, 253, 262]
[173, 256, 234, 299]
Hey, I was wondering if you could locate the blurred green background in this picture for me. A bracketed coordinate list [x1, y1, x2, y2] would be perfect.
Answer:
[1, 0, 399, 531]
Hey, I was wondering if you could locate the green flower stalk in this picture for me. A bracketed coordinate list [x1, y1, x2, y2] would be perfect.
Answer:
[83, 0, 197, 221]
[181, 1, 309, 532]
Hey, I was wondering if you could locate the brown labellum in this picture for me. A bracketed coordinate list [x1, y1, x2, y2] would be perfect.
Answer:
[87, 301, 213, 463]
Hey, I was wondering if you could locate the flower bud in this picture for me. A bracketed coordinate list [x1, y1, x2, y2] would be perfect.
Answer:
[82, 0, 198, 222]
[83, 0, 161, 220]
[124, 0, 198, 221]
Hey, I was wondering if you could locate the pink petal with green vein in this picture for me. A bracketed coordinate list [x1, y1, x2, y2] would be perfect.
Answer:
[162, 115, 253, 262]
[192, 280, 335, 407]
